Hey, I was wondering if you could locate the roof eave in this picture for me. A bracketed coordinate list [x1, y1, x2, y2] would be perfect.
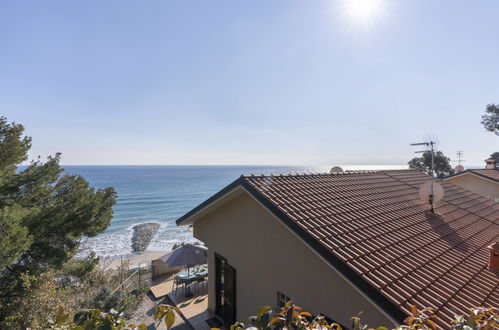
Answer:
[444, 170, 499, 184]
[176, 176, 245, 226]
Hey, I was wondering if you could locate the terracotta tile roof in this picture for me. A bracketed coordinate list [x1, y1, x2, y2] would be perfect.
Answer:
[445, 169, 499, 183]
[242, 170, 499, 326]
[469, 169, 499, 182]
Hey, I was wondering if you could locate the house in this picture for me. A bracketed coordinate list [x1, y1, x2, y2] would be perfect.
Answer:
[176, 170, 499, 328]
[444, 158, 499, 202]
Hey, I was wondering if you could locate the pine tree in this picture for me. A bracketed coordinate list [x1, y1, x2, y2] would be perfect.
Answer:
[0, 117, 116, 321]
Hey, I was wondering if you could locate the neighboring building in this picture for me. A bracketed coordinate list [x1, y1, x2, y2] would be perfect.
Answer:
[444, 158, 499, 202]
[176, 170, 499, 328]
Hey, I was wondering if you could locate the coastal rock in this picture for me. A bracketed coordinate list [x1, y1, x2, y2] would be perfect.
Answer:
[131, 223, 160, 253]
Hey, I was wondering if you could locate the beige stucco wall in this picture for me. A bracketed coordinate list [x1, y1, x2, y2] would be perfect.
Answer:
[151, 259, 181, 279]
[445, 174, 499, 201]
[192, 191, 396, 327]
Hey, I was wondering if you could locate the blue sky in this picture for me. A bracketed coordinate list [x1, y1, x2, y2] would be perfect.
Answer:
[1, 0, 498, 166]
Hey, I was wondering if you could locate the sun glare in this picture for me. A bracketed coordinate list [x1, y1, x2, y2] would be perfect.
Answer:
[337, 0, 387, 31]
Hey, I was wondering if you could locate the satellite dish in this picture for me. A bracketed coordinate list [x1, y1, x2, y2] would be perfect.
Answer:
[419, 181, 444, 212]
[330, 166, 344, 173]
[454, 165, 464, 173]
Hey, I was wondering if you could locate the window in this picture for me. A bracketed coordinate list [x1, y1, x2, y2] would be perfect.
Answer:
[276, 291, 292, 310]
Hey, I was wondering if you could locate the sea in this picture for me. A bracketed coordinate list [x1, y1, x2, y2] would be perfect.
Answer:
[55, 165, 407, 257]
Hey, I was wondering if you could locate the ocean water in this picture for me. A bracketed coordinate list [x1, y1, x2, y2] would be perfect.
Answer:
[56, 165, 406, 257]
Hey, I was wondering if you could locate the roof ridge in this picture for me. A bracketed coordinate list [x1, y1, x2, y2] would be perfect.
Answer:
[444, 168, 499, 183]
[242, 169, 417, 178]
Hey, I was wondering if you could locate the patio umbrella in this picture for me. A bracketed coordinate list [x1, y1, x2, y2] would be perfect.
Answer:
[160, 244, 207, 297]
[159, 243, 207, 268]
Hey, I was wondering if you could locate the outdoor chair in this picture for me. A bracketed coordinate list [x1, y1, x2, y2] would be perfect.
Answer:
[195, 276, 207, 296]
[172, 275, 185, 295]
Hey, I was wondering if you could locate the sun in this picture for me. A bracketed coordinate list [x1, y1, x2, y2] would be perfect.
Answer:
[345, 0, 382, 20]
[337, 0, 387, 30]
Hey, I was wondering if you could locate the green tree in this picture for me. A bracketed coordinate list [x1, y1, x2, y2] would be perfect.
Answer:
[0, 205, 31, 271]
[490, 152, 499, 162]
[408, 151, 454, 178]
[1, 270, 77, 329]
[481, 103, 499, 135]
[0, 117, 116, 324]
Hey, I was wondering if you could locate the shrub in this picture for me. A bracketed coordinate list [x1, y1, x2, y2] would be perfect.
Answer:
[48, 308, 147, 329]
[50, 302, 498, 330]
[1, 271, 76, 329]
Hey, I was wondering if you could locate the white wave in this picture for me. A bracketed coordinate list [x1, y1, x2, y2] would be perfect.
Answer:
[78, 220, 197, 257]
[148, 225, 197, 251]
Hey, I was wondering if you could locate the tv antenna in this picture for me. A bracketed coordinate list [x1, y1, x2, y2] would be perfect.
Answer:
[410, 140, 444, 213]
[455, 151, 465, 166]
[411, 141, 436, 177]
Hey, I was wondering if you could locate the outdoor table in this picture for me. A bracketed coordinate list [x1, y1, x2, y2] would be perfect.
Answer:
[194, 269, 208, 278]
[176, 272, 198, 285]
[175, 266, 208, 297]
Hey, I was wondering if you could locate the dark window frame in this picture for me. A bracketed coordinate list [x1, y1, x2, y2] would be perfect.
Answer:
[276, 291, 292, 310]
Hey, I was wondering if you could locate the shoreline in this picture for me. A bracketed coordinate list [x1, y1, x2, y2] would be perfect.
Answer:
[99, 250, 168, 269]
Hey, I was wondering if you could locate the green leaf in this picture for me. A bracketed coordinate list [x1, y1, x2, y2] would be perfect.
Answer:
[257, 306, 272, 318]
[165, 310, 175, 329]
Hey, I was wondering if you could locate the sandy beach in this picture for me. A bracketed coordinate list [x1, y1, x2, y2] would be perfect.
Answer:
[100, 250, 168, 269]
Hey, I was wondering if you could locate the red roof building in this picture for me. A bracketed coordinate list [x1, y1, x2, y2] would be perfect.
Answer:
[178, 170, 499, 327]
[444, 158, 499, 202]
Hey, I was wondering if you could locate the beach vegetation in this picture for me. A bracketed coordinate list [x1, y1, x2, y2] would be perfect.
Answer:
[1, 257, 150, 328]
[73, 258, 150, 319]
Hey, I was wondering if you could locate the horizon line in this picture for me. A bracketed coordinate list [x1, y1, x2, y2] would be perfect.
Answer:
[28, 163, 410, 167]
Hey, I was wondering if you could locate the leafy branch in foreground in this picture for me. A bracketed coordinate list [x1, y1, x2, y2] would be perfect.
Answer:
[451, 307, 499, 330]
[49, 303, 498, 330]
[213, 302, 498, 330]
[154, 304, 181, 329]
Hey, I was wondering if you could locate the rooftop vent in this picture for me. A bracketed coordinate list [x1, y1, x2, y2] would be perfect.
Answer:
[488, 242, 499, 272]
[485, 158, 497, 170]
